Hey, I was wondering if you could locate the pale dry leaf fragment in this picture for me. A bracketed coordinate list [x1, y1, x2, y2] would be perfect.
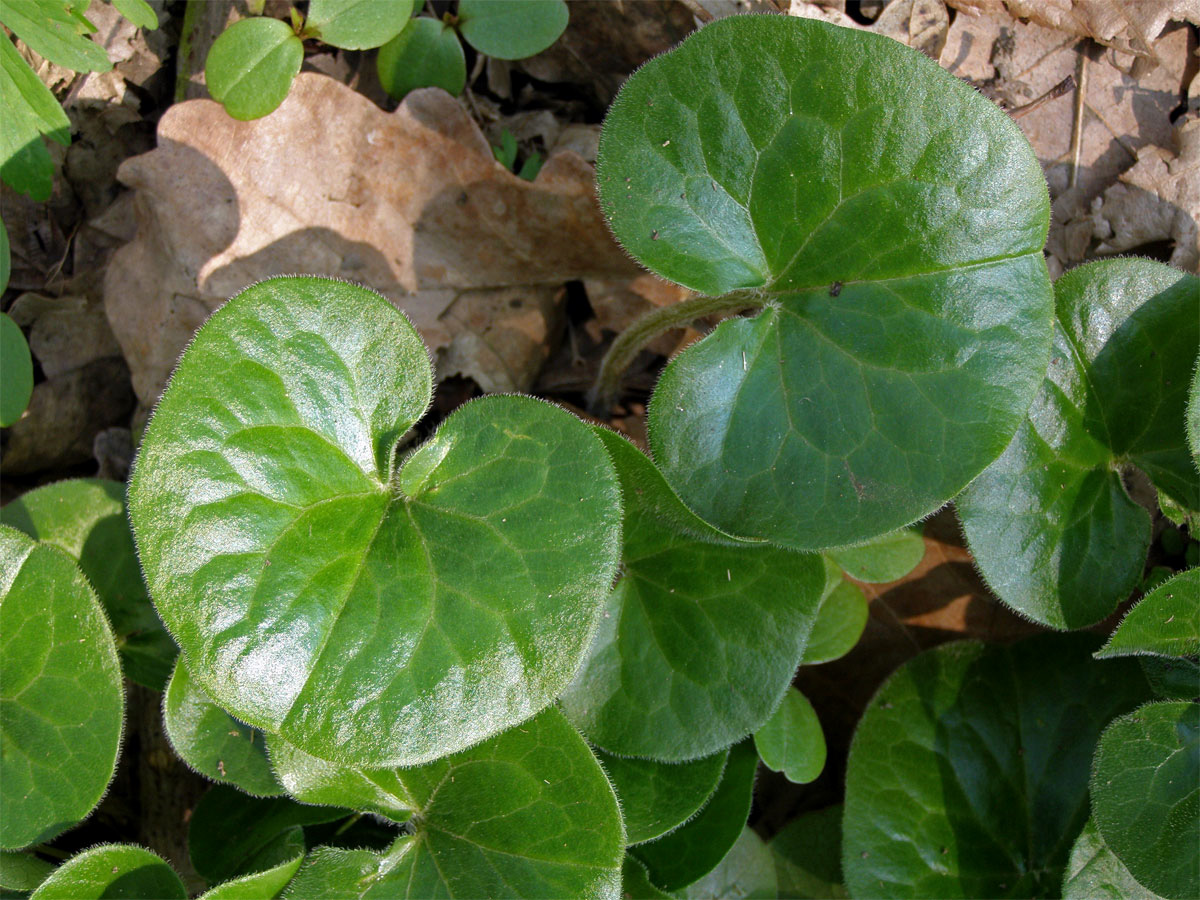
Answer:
[103, 74, 639, 412]
[790, 0, 949, 56]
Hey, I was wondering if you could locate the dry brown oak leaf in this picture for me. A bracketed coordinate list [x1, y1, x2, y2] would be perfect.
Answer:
[103, 75, 639, 411]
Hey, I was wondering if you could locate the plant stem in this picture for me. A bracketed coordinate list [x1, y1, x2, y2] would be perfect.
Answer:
[588, 290, 765, 414]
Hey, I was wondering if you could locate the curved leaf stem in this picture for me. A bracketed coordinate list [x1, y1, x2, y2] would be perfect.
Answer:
[588, 289, 766, 414]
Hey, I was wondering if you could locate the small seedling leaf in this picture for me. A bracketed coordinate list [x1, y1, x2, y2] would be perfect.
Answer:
[827, 528, 924, 584]
[753, 686, 826, 784]
[457, 0, 568, 61]
[0, 313, 33, 428]
[111, 0, 158, 31]
[306, 0, 414, 50]
[0, 1, 111, 72]
[205, 17, 303, 121]
[798, 558, 868, 666]
[0, 525, 124, 851]
[376, 16, 465, 100]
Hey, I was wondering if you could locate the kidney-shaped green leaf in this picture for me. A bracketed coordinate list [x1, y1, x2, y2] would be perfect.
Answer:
[376, 16, 466, 100]
[960, 259, 1200, 629]
[799, 559, 869, 666]
[560, 429, 823, 761]
[842, 634, 1151, 898]
[0, 850, 54, 894]
[28, 845, 185, 900]
[1063, 818, 1163, 900]
[267, 736, 414, 824]
[163, 659, 282, 797]
[457, 0, 568, 60]
[205, 17, 303, 121]
[597, 14, 1053, 550]
[1, 478, 176, 690]
[1091, 701, 1199, 900]
[305, 0, 414, 50]
[1096, 568, 1200, 661]
[827, 528, 924, 584]
[130, 276, 622, 769]
[594, 747, 727, 846]
[280, 708, 624, 899]
[0, 525, 124, 851]
[754, 686, 825, 785]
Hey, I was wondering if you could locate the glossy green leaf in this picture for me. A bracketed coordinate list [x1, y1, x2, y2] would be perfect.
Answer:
[1097, 568, 1200, 660]
[280, 708, 624, 899]
[0, 525, 124, 851]
[598, 15, 1053, 550]
[1063, 819, 1162, 900]
[456, 0, 568, 60]
[754, 686, 825, 784]
[376, 16, 466, 100]
[683, 828, 776, 900]
[960, 259, 1200, 629]
[594, 747, 727, 846]
[197, 849, 303, 900]
[1091, 701, 1199, 899]
[827, 528, 924, 584]
[0, 1, 111, 72]
[560, 429, 823, 761]
[205, 17, 303, 120]
[842, 634, 1152, 898]
[163, 659, 281, 796]
[129, 276, 621, 768]
[111, 0, 158, 30]
[0, 313, 33, 428]
[267, 737, 414, 824]
[631, 739, 758, 892]
[1, 478, 176, 690]
[771, 806, 848, 900]
[189, 786, 345, 885]
[305, 0, 413, 50]
[621, 856, 671, 900]
[799, 559, 868, 666]
[0, 852, 53, 893]
[28, 845, 184, 900]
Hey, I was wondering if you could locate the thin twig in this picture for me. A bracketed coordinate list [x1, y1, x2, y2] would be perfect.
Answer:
[1006, 74, 1075, 120]
[1069, 47, 1089, 189]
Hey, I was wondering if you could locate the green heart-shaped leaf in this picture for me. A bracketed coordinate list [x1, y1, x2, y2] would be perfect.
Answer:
[1063, 819, 1162, 900]
[305, 0, 414, 50]
[28, 845, 185, 900]
[631, 739, 758, 892]
[827, 528, 924, 584]
[1096, 569, 1200, 661]
[594, 747, 727, 846]
[204, 17, 303, 121]
[597, 14, 1053, 550]
[753, 686, 825, 784]
[770, 806, 848, 899]
[111, 0, 159, 31]
[129, 277, 622, 768]
[622, 857, 671, 900]
[189, 787, 345, 885]
[1091, 701, 1199, 899]
[842, 634, 1151, 898]
[377, 16, 467, 100]
[798, 558, 867, 666]
[279, 708, 624, 899]
[0, 525, 124, 851]
[959, 259, 1200, 629]
[267, 737, 414, 824]
[559, 429, 823, 761]
[456, 0, 568, 61]
[163, 659, 282, 797]
[1, 478, 176, 690]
